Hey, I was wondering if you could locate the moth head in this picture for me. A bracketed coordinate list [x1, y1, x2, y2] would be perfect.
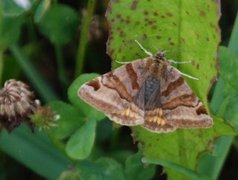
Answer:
[155, 51, 167, 61]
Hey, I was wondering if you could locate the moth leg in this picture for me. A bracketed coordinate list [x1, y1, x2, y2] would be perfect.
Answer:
[167, 59, 192, 64]
[175, 68, 199, 80]
[134, 40, 153, 57]
[115, 60, 130, 64]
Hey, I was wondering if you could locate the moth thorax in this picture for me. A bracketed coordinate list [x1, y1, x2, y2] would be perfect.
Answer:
[150, 62, 160, 76]
[155, 51, 166, 61]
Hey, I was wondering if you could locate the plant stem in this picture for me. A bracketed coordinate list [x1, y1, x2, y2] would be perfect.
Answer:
[75, 0, 96, 77]
[55, 44, 68, 88]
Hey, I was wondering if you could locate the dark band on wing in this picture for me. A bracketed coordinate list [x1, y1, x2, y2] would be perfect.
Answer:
[162, 94, 198, 110]
[161, 77, 184, 97]
[86, 79, 101, 91]
[102, 72, 132, 101]
[125, 63, 140, 89]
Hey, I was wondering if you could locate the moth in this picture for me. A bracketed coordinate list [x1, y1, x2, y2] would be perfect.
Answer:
[78, 41, 213, 133]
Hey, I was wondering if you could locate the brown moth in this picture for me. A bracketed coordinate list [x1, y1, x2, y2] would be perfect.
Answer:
[78, 45, 213, 133]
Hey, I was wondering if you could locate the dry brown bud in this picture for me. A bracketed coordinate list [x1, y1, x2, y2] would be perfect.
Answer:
[0, 79, 39, 131]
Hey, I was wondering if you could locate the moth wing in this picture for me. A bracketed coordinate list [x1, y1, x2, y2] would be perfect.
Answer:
[78, 58, 149, 126]
[142, 64, 212, 133]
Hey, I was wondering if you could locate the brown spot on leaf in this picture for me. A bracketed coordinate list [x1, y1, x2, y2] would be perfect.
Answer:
[142, 34, 148, 40]
[199, 10, 206, 16]
[169, 41, 175, 46]
[195, 33, 200, 39]
[125, 20, 130, 24]
[118, 48, 122, 53]
[166, 12, 173, 17]
[116, 14, 121, 19]
[196, 63, 200, 70]
[181, 38, 185, 43]
[119, 30, 125, 37]
[156, 35, 161, 39]
[135, 21, 140, 25]
[120, 18, 125, 23]
[144, 10, 149, 15]
[130, 0, 139, 10]
[153, 11, 158, 16]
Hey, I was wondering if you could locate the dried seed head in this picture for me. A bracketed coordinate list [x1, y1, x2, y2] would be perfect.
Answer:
[30, 106, 59, 131]
[0, 79, 40, 131]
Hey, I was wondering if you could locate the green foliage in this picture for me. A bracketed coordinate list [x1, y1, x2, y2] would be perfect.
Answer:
[0, 15, 24, 48]
[0, 0, 237, 179]
[66, 118, 96, 160]
[78, 158, 126, 180]
[107, 0, 235, 179]
[125, 153, 156, 180]
[215, 47, 238, 130]
[38, 4, 79, 45]
[1, 0, 35, 16]
[48, 101, 84, 139]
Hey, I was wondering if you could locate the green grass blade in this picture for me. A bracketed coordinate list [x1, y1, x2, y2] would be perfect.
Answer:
[75, 0, 96, 76]
[143, 158, 210, 180]
[0, 125, 70, 179]
[228, 11, 238, 55]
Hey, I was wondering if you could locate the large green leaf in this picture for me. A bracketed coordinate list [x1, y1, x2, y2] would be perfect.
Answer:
[106, 0, 235, 178]
[38, 4, 79, 45]
[107, 0, 218, 104]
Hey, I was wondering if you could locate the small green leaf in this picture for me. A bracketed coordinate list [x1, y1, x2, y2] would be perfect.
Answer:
[125, 153, 156, 180]
[78, 158, 126, 180]
[58, 168, 80, 180]
[1, 0, 34, 16]
[48, 101, 85, 140]
[68, 73, 105, 120]
[66, 119, 96, 160]
[38, 4, 79, 45]
[0, 15, 24, 48]
[34, 0, 51, 23]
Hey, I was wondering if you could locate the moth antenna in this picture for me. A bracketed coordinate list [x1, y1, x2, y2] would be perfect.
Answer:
[175, 68, 199, 80]
[115, 60, 130, 64]
[167, 59, 192, 64]
[134, 40, 153, 57]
